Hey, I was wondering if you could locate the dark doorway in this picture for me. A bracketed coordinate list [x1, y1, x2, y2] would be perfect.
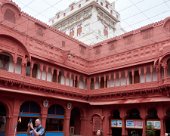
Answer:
[112, 128, 122, 136]
[70, 108, 81, 135]
[128, 129, 142, 136]
[111, 110, 122, 136]
[0, 103, 6, 136]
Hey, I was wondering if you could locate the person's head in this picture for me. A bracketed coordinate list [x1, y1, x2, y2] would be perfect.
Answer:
[35, 119, 41, 127]
[96, 130, 101, 136]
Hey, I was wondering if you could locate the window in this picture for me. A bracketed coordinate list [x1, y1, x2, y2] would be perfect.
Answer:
[0, 54, 10, 71]
[70, 28, 74, 37]
[77, 24, 82, 36]
[103, 26, 108, 37]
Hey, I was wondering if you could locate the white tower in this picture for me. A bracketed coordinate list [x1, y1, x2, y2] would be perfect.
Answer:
[49, 0, 124, 45]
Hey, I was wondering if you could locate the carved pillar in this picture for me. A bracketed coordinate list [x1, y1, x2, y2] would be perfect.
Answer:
[94, 77, 96, 89]
[104, 75, 106, 88]
[102, 110, 111, 136]
[40, 64, 43, 80]
[69, 73, 71, 86]
[87, 77, 91, 90]
[45, 66, 48, 81]
[7, 100, 20, 136]
[56, 69, 59, 83]
[21, 59, 26, 76]
[51, 68, 54, 82]
[156, 65, 160, 81]
[99, 76, 101, 88]
[64, 108, 71, 136]
[150, 65, 153, 82]
[158, 107, 166, 136]
[41, 105, 48, 129]
[120, 109, 127, 136]
[132, 69, 134, 84]
[13, 55, 17, 73]
[163, 63, 168, 79]
[119, 72, 121, 86]
[125, 70, 128, 85]
[144, 66, 147, 83]
[30, 62, 33, 77]
[77, 75, 80, 88]
[64, 71, 67, 85]
[140, 108, 147, 136]
[114, 73, 116, 87]
[138, 67, 141, 83]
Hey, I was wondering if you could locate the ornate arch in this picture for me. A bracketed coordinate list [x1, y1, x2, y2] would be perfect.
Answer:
[0, 34, 30, 61]
[1, 1, 21, 16]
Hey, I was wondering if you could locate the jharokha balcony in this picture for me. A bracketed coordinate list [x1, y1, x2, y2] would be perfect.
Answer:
[0, 58, 170, 104]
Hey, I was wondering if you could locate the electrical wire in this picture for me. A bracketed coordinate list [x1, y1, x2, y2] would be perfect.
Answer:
[4, 0, 170, 54]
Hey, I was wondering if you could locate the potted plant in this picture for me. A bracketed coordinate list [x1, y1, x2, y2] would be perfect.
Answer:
[146, 124, 156, 136]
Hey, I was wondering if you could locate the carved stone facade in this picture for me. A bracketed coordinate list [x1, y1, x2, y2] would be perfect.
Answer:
[0, 0, 170, 136]
[50, 0, 124, 45]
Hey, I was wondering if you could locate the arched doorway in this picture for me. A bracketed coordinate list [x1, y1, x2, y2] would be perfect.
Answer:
[146, 108, 160, 136]
[70, 108, 81, 136]
[17, 101, 41, 136]
[111, 110, 122, 136]
[126, 108, 142, 136]
[0, 103, 6, 136]
[46, 104, 64, 136]
[165, 108, 170, 134]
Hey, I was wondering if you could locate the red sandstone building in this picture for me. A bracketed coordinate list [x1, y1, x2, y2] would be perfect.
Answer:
[0, 0, 170, 136]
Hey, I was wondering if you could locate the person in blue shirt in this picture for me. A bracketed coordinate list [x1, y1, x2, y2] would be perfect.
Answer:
[27, 118, 45, 136]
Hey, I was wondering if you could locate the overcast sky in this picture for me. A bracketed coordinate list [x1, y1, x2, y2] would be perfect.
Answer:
[12, 0, 170, 32]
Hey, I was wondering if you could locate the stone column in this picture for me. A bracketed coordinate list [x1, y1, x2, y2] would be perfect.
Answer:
[45, 66, 48, 81]
[144, 66, 147, 83]
[141, 108, 147, 136]
[138, 68, 141, 83]
[104, 75, 106, 88]
[30, 62, 33, 77]
[125, 70, 128, 85]
[163, 64, 168, 79]
[132, 69, 134, 84]
[64, 71, 67, 85]
[150, 65, 153, 82]
[102, 110, 111, 136]
[114, 73, 116, 87]
[40, 64, 43, 80]
[158, 106, 166, 136]
[64, 108, 71, 136]
[7, 99, 20, 136]
[156, 65, 160, 81]
[119, 72, 121, 86]
[41, 104, 48, 128]
[120, 109, 127, 136]
[87, 77, 91, 90]
[21, 62, 26, 76]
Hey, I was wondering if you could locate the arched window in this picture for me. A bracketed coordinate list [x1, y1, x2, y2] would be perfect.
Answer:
[112, 110, 120, 119]
[46, 105, 64, 135]
[17, 101, 40, 133]
[127, 108, 141, 119]
[92, 114, 102, 133]
[4, 9, 16, 23]
[147, 108, 158, 119]
[0, 53, 13, 71]
[20, 101, 40, 113]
